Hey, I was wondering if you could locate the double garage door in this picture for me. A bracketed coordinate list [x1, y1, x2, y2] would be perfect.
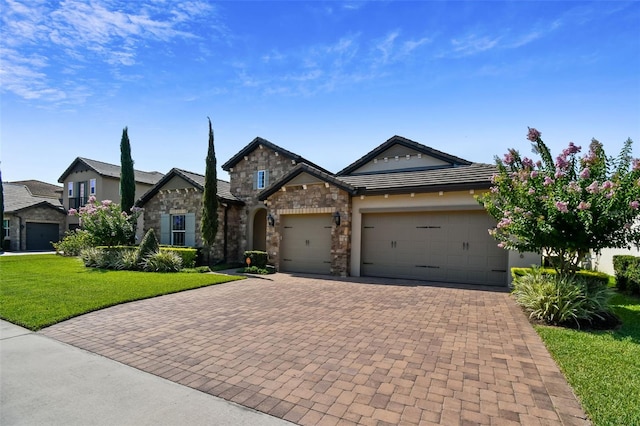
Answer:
[361, 211, 507, 286]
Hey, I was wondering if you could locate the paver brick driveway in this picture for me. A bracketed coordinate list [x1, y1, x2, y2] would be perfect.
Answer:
[43, 274, 588, 425]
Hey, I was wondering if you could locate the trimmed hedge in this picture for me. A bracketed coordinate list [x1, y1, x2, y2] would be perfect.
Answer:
[161, 247, 197, 268]
[243, 251, 268, 269]
[511, 267, 610, 287]
[612, 255, 640, 295]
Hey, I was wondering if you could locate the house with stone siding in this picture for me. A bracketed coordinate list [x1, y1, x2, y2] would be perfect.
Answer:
[138, 135, 538, 286]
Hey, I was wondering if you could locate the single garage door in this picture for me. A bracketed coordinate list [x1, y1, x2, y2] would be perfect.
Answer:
[281, 214, 332, 274]
[361, 211, 507, 286]
[26, 222, 60, 251]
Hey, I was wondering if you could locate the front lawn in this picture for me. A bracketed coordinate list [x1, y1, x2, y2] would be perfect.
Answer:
[536, 292, 640, 426]
[0, 254, 244, 331]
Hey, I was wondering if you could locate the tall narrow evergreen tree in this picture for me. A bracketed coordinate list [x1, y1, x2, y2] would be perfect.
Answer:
[201, 117, 218, 248]
[120, 126, 135, 214]
[0, 169, 4, 252]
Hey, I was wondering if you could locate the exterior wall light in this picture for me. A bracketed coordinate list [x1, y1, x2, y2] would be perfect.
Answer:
[267, 214, 275, 227]
[333, 211, 341, 226]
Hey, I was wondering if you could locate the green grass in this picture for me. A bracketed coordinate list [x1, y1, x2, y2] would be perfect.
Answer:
[0, 254, 244, 331]
[536, 291, 640, 426]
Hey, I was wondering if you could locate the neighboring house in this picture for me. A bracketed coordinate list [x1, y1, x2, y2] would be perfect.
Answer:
[138, 135, 538, 286]
[136, 168, 244, 261]
[58, 157, 164, 232]
[3, 181, 66, 251]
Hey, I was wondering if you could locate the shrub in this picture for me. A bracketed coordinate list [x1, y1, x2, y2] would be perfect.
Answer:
[243, 251, 268, 269]
[511, 267, 609, 287]
[612, 255, 640, 294]
[161, 247, 197, 268]
[142, 251, 183, 272]
[240, 265, 273, 275]
[182, 266, 211, 273]
[116, 249, 140, 270]
[80, 247, 102, 267]
[512, 268, 613, 327]
[68, 197, 141, 247]
[137, 229, 160, 264]
[54, 229, 93, 256]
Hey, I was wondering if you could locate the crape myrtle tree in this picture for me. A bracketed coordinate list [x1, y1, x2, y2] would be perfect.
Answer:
[120, 126, 135, 214]
[201, 117, 218, 256]
[478, 127, 640, 274]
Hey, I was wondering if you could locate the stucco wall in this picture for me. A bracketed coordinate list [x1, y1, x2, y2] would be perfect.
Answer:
[265, 182, 352, 276]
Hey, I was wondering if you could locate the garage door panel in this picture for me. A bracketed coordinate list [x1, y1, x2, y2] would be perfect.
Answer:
[281, 215, 332, 274]
[26, 222, 59, 251]
[362, 211, 507, 286]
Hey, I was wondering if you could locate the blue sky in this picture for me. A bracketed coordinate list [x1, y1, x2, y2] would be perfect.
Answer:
[2, 0, 639, 185]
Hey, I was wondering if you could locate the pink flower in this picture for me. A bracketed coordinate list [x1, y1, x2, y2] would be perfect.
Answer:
[68, 208, 78, 216]
[587, 181, 600, 194]
[530, 170, 539, 178]
[566, 182, 580, 192]
[555, 201, 569, 213]
[601, 180, 614, 190]
[633, 159, 640, 171]
[630, 201, 640, 210]
[497, 242, 506, 249]
[102, 200, 113, 207]
[577, 201, 591, 211]
[88, 195, 97, 203]
[543, 176, 555, 186]
[522, 157, 534, 169]
[605, 191, 614, 199]
[565, 142, 581, 155]
[527, 127, 541, 142]
[528, 188, 536, 195]
[555, 169, 566, 179]
[579, 168, 590, 179]
[497, 218, 512, 228]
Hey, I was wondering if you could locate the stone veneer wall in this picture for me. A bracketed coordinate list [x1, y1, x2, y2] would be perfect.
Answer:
[5, 206, 66, 251]
[265, 183, 351, 276]
[142, 187, 242, 263]
[228, 145, 301, 253]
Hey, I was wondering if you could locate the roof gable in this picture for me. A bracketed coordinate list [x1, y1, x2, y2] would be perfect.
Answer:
[221, 137, 331, 174]
[258, 163, 358, 201]
[336, 135, 471, 176]
[10, 180, 62, 199]
[136, 168, 242, 206]
[58, 157, 164, 185]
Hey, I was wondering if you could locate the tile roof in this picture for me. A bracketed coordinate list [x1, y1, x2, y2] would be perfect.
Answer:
[136, 168, 243, 206]
[58, 157, 164, 185]
[9, 180, 62, 199]
[338, 163, 497, 195]
[4, 183, 65, 213]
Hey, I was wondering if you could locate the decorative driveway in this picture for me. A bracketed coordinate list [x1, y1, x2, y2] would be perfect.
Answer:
[42, 274, 588, 425]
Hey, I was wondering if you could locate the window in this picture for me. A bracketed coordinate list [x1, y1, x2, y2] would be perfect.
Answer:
[255, 170, 268, 190]
[68, 182, 74, 197]
[171, 215, 186, 246]
[90, 179, 96, 195]
[3, 220, 9, 238]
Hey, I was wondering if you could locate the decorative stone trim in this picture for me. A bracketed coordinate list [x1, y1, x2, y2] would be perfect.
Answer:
[277, 207, 334, 215]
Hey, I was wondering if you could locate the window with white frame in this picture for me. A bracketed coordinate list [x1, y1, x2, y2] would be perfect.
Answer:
[171, 215, 186, 246]
[3, 219, 9, 238]
[90, 179, 96, 195]
[68, 182, 74, 197]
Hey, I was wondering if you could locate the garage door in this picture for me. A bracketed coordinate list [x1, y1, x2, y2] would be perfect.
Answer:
[281, 214, 332, 274]
[361, 211, 507, 286]
[26, 222, 60, 251]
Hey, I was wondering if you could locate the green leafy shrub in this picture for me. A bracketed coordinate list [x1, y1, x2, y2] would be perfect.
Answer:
[512, 268, 614, 327]
[54, 229, 93, 256]
[160, 247, 197, 268]
[240, 265, 273, 275]
[182, 266, 211, 273]
[612, 255, 640, 294]
[511, 267, 610, 287]
[243, 250, 268, 269]
[137, 228, 160, 264]
[116, 249, 140, 270]
[142, 251, 183, 272]
[80, 247, 102, 267]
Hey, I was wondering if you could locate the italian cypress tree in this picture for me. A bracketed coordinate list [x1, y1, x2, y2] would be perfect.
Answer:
[201, 117, 218, 249]
[120, 126, 135, 214]
[0, 169, 4, 252]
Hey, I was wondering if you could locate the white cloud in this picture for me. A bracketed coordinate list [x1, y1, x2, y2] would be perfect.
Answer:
[451, 34, 501, 56]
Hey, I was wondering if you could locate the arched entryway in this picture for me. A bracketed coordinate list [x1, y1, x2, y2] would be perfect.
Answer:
[251, 208, 267, 251]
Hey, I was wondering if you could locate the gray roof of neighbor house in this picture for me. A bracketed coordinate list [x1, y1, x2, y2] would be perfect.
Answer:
[3, 183, 65, 213]
[9, 180, 62, 199]
[339, 162, 497, 195]
[258, 163, 358, 201]
[58, 157, 164, 185]
[136, 168, 243, 206]
[221, 137, 332, 174]
[336, 135, 472, 176]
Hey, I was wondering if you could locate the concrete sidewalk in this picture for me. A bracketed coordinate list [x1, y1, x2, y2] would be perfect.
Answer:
[0, 321, 292, 426]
